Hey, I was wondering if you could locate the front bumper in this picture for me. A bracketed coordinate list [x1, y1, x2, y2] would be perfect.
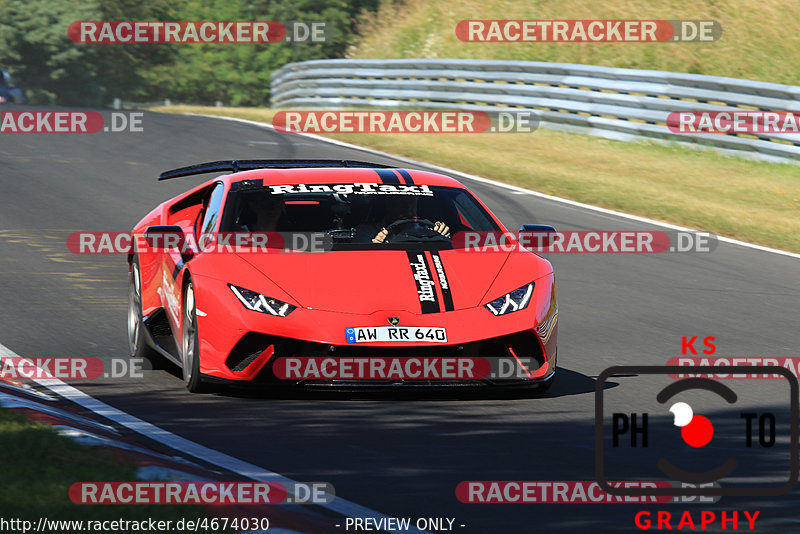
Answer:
[191, 273, 558, 387]
[223, 329, 556, 387]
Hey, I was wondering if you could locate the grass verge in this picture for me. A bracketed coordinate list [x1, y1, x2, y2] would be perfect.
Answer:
[350, 0, 800, 87]
[150, 105, 800, 253]
[0, 408, 225, 531]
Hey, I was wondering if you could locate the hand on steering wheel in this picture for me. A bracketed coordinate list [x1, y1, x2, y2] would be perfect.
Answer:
[372, 217, 450, 243]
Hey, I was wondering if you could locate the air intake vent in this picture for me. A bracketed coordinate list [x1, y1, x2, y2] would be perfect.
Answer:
[226, 333, 276, 372]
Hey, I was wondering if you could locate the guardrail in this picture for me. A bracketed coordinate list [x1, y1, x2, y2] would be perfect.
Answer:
[112, 98, 227, 110]
[270, 59, 800, 163]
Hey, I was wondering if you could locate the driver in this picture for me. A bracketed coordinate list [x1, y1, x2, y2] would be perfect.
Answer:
[237, 193, 284, 232]
[367, 195, 450, 243]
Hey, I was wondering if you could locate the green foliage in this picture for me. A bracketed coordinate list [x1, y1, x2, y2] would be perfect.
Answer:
[0, 0, 104, 105]
[151, 0, 379, 106]
[93, 0, 183, 102]
[0, 0, 378, 106]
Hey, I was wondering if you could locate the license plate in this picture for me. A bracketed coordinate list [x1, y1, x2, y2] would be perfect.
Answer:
[345, 327, 447, 343]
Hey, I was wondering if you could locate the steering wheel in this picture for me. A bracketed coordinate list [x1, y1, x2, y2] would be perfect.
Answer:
[384, 217, 440, 242]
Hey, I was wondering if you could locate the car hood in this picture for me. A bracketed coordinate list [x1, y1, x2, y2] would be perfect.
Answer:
[235, 249, 517, 315]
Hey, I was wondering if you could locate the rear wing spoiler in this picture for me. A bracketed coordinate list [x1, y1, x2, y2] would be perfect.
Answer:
[158, 159, 391, 181]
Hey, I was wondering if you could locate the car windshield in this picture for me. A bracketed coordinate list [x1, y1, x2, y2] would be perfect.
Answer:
[219, 182, 500, 248]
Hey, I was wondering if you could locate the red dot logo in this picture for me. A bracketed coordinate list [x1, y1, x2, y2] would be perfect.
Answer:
[680, 414, 714, 447]
[669, 402, 714, 448]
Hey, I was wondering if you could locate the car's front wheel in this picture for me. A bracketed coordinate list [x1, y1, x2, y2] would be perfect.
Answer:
[181, 279, 205, 392]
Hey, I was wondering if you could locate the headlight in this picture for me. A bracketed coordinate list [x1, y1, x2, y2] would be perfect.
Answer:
[485, 282, 534, 316]
[229, 284, 296, 317]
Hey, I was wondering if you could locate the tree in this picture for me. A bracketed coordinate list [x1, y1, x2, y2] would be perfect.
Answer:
[0, 0, 380, 106]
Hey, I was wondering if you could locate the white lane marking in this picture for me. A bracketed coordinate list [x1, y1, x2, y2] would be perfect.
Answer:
[186, 113, 800, 261]
[247, 141, 318, 146]
[0, 342, 427, 533]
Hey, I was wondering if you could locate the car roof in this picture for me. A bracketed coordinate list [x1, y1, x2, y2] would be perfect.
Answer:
[213, 167, 467, 188]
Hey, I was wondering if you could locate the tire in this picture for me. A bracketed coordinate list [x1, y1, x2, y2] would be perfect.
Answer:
[181, 279, 206, 392]
[128, 257, 159, 366]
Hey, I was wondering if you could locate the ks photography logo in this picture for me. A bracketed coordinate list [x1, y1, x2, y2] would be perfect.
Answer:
[595, 366, 798, 497]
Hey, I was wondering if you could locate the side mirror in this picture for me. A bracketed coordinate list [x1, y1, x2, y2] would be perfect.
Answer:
[519, 224, 557, 249]
[144, 225, 194, 263]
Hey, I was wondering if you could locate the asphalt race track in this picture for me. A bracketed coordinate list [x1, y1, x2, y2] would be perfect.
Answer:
[1, 110, 799, 532]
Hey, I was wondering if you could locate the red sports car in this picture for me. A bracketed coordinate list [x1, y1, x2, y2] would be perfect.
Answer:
[127, 160, 558, 392]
